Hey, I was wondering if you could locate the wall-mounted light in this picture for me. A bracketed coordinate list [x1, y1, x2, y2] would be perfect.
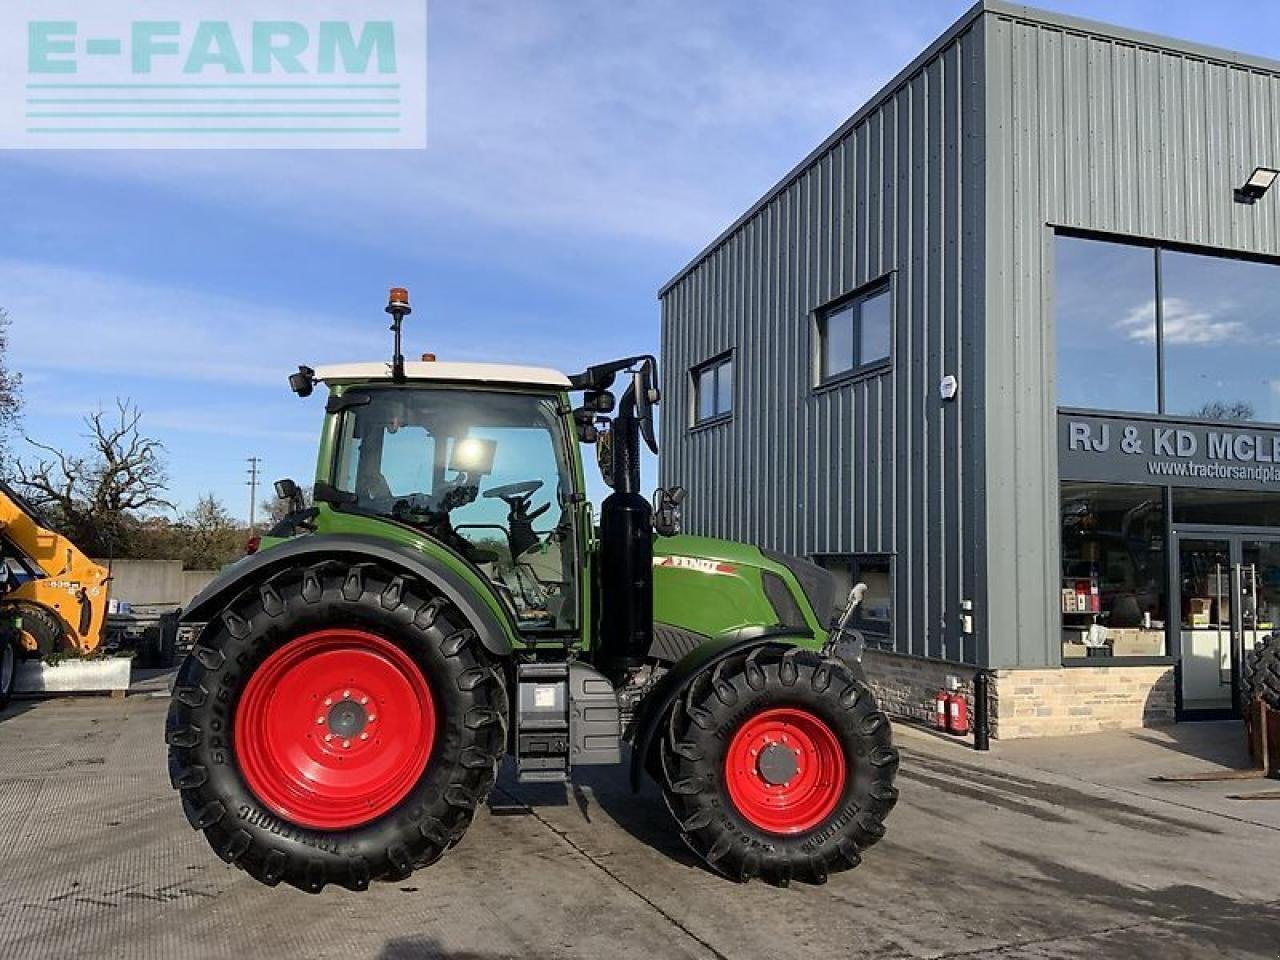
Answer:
[1235, 166, 1279, 204]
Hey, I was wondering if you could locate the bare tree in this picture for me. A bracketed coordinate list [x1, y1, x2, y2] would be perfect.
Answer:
[1192, 400, 1255, 422]
[179, 493, 244, 570]
[0, 308, 23, 470]
[17, 399, 171, 555]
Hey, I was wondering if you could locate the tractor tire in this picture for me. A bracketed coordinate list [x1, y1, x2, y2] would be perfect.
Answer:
[10, 603, 65, 659]
[1244, 635, 1280, 710]
[165, 558, 509, 894]
[0, 630, 17, 711]
[658, 646, 898, 887]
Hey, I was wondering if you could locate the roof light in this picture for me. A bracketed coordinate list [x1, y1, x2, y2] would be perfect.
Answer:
[1235, 166, 1279, 203]
[421, 353, 436, 362]
[387, 287, 411, 313]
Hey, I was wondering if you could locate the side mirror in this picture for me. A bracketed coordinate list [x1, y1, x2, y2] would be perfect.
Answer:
[274, 477, 308, 516]
[632, 360, 660, 455]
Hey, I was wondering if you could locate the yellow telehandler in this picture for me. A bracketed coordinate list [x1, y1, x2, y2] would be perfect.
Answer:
[0, 479, 110, 658]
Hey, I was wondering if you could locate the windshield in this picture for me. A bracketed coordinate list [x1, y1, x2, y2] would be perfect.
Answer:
[331, 387, 578, 632]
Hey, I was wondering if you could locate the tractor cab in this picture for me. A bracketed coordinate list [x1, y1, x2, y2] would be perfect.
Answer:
[306, 363, 587, 635]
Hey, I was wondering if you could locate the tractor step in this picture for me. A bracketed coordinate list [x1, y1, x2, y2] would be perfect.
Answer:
[515, 662, 572, 782]
[514, 661, 622, 784]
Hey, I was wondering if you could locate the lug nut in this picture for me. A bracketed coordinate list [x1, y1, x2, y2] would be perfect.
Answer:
[360, 696, 369, 705]
[324, 734, 333, 742]
[324, 698, 332, 707]
[343, 690, 351, 699]
[360, 733, 369, 741]
[342, 739, 351, 749]
[315, 716, 324, 724]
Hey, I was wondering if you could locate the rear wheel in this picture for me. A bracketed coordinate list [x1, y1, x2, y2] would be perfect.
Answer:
[658, 646, 898, 886]
[165, 559, 508, 893]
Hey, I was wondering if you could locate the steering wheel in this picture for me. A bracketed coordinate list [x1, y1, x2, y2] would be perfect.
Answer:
[484, 480, 549, 558]
[484, 480, 543, 501]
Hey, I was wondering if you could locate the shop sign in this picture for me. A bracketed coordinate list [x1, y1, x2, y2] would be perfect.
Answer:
[1058, 412, 1280, 490]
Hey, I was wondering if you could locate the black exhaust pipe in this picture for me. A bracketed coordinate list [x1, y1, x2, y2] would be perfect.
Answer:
[597, 373, 655, 683]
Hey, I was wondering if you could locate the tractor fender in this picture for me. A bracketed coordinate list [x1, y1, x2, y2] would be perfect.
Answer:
[627, 627, 807, 792]
[180, 534, 517, 657]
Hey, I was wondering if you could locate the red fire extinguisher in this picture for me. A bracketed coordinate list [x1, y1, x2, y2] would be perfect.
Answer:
[948, 690, 970, 736]
[934, 688, 950, 731]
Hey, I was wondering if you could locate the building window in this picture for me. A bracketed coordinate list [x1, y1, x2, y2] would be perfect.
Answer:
[1059, 482, 1167, 661]
[1161, 250, 1280, 423]
[818, 282, 892, 381]
[1055, 232, 1280, 423]
[692, 353, 733, 424]
[1055, 235, 1159, 413]
[813, 554, 893, 636]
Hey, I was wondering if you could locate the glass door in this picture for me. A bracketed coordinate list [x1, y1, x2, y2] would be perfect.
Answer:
[1172, 531, 1280, 718]
[1174, 537, 1235, 715]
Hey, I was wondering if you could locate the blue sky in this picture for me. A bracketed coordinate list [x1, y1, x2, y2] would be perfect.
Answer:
[5, 0, 1280, 521]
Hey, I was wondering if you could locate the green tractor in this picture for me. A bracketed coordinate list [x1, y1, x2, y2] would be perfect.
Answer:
[166, 289, 898, 893]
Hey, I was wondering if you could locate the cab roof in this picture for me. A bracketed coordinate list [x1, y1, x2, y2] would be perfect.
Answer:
[312, 361, 571, 389]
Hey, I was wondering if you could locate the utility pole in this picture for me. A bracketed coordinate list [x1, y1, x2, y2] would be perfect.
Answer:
[246, 456, 261, 534]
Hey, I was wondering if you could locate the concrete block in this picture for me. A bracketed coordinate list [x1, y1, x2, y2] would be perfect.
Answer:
[14, 658, 132, 696]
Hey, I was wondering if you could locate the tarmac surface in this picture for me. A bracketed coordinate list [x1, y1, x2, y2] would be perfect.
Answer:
[1, 685, 1277, 960]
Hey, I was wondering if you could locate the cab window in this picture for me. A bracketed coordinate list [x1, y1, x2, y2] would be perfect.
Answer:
[331, 387, 578, 632]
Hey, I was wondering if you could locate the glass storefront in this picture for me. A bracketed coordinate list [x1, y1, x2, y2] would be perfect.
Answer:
[1054, 233, 1280, 716]
[1059, 483, 1168, 660]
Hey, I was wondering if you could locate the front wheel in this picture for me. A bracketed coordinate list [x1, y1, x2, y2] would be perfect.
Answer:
[658, 647, 898, 886]
[165, 559, 508, 893]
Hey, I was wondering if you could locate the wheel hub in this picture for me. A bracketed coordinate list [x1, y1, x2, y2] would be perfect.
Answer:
[724, 707, 847, 835]
[234, 628, 435, 831]
[326, 697, 370, 737]
[755, 742, 800, 786]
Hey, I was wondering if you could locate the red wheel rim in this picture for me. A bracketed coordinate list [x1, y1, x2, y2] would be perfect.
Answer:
[234, 628, 435, 830]
[724, 707, 847, 834]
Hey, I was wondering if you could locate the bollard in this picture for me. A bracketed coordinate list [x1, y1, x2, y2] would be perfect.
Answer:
[973, 669, 991, 751]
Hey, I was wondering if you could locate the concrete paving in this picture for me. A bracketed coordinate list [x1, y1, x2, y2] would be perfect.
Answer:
[0, 691, 1277, 960]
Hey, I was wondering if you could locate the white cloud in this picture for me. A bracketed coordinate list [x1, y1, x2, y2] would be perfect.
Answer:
[0, 258, 372, 387]
[1116, 297, 1248, 345]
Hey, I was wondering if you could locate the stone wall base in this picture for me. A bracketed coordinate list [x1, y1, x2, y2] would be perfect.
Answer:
[860, 649, 1176, 739]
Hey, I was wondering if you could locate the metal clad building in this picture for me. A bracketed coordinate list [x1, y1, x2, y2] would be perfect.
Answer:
[660, 1, 1280, 736]
[660, 12, 987, 666]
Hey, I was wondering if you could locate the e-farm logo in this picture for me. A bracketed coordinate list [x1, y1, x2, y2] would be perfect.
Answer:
[0, 1, 426, 149]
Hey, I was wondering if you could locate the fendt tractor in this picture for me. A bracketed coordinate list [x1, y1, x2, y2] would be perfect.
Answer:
[166, 289, 899, 893]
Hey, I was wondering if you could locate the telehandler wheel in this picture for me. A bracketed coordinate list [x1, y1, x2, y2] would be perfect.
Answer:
[658, 647, 898, 887]
[165, 559, 509, 894]
[10, 602, 64, 659]
[1245, 635, 1280, 709]
[0, 630, 17, 711]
